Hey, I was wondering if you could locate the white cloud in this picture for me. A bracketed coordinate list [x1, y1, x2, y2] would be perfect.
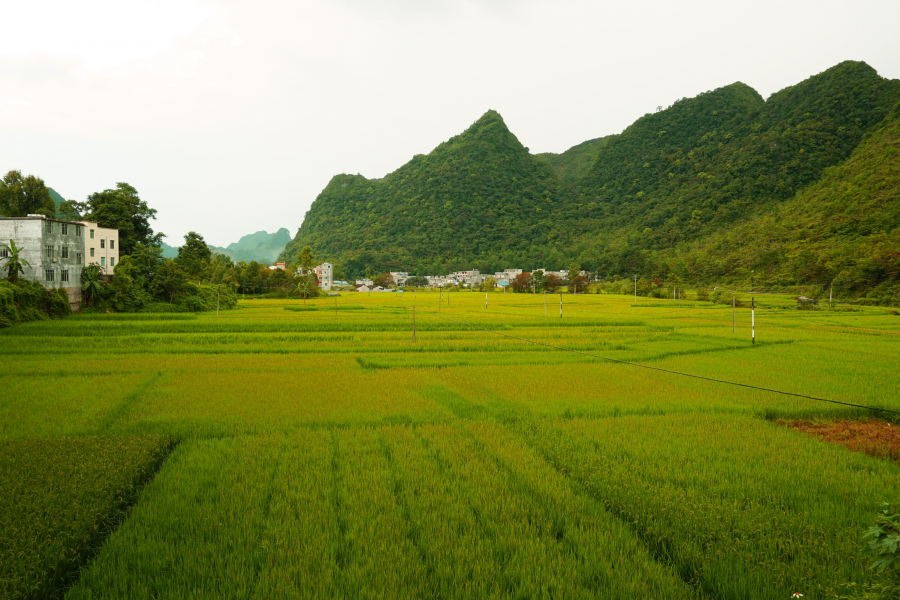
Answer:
[1, 0, 899, 247]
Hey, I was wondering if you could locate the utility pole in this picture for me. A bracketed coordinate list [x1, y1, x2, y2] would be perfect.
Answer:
[544, 291, 546, 316]
[732, 296, 735, 335]
[439, 287, 442, 313]
[485, 291, 488, 309]
[751, 297, 756, 345]
[335, 296, 338, 318]
[412, 305, 416, 342]
[559, 292, 562, 318]
[634, 274, 638, 302]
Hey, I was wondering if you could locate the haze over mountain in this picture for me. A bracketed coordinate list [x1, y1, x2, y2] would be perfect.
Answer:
[283, 60, 900, 293]
[161, 229, 291, 264]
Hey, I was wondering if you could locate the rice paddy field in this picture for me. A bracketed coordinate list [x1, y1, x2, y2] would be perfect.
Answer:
[2, 291, 900, 599]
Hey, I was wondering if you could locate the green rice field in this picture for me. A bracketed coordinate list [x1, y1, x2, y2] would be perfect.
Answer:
[2, 291, 900, 599]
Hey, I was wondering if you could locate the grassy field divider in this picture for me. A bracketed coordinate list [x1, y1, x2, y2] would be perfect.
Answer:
[95, 371, 165, 433]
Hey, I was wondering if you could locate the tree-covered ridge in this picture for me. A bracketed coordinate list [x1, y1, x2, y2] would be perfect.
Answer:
[667, 98, 900, 296]
[572, 61, 900, 252]
[283, 61, 900, 282]
[535, 136, 612, 183]
[282, 110, 561, 275]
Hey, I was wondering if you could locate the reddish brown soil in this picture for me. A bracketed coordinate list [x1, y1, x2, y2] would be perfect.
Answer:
[782, 419, 900, 462]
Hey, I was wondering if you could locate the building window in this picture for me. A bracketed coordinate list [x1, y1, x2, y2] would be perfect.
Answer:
[90, 229, 94, 239]
[90, 248, 95, 258]
[45, 221, 52, 233]
[76, 226, 82, 237]
[61, 246, 69, 259]
[61, 270, 69, 283]
[76, 252, 82, 264]
[45, 269, 54, 282]
[100, 239, 105, 249]
[101, 257, 106, 267]
[45, 245, 53, 258]
[110, 240, 115, 250]
[0, 248, 8, 259]
[110, 257, 116, 267]
[62, 223, 68, 235]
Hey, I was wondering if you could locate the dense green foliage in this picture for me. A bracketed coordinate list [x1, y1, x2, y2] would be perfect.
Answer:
[662, 98, 900, 301]
[69, 183, 164, 256]
[2, 294, 900, 598]
[0, 279, 71, 328]
[282, 110, 561, 276]
[0, 435, 174, 599]
[0, 170, 56, 218]
[535, 136, 612, 183]
[285, 61, 900, 293]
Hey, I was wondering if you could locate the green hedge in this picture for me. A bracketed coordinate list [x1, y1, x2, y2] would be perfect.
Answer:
[0, 280, 71, 328]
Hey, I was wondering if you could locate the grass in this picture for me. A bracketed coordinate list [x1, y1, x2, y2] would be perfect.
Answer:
[1, 291, 899, 599]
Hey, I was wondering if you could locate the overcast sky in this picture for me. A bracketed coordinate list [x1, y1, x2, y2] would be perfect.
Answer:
[2, 0, 899, 248]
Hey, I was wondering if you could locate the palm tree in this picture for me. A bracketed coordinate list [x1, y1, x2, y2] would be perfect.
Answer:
[296, 275, 317, 303]
[1, 240, 31, 283]
[81, 264, 103, 308]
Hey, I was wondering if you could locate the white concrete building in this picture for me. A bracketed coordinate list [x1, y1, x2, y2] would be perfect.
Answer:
[315, 262, 333, 291]
[78, 220, 119, 275]
[0, 215, 86, 307]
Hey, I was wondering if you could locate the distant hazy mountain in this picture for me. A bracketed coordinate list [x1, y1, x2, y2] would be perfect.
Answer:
[209, 228, 292, 264]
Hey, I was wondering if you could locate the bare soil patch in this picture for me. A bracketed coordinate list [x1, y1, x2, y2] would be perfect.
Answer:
[782, 419, 900, 462]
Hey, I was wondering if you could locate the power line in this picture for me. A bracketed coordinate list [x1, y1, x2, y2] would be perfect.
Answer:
[412, 307, 900, 416]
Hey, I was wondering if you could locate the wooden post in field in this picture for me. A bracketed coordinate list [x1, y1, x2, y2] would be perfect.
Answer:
[485, 292, 488, 309]
[412, 304, 416, 343]
[634, 274, 638, 302]
[335, 296, 337, 317]
[216, 288, 220, 317]
[830, 285, 833, 308]
[544, 291, 546, 316]
[439, 288, 442, 313]
[751, 296, 756, 343]
[732, 296, 735, 334]
[559, 292, 562, 318]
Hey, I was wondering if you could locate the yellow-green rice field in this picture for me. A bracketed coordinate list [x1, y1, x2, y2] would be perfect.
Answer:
[2, 291, 900, 599]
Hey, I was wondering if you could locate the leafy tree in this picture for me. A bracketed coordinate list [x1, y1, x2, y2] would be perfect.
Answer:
[297, 246, 316, 272]
[148, 260, 188, 303]
[0, 171, 56, 217]
[531, 270, 546, 292]
[373, 272, 395, 288]
[296, 274, 319, 300]
[511, 272, 532, 293]
[81, 264, 104, 308]
[73, 183, 163, 255]
[57, 200, 82, 221]
[176, 231, 213, 279]
[407, 275, 428, 287]
[569, 274, 590, 293]
[544, 273, 563, 293]
[567, 262, 582, 283]
[1, 240, 32, 282]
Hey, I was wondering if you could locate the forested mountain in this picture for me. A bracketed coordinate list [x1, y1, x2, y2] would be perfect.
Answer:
[283, 61, 900, 288]
[667, 97, 900, 295]
[282, 110, 560, 275]
[535, 136, 612, 183]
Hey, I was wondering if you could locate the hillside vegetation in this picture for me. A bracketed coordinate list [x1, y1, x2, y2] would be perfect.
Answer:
[283, 61, 900, 295]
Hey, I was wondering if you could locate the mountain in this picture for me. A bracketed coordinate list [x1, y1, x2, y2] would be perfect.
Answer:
[211, 228, 292, 264]
[282, 110, 560, 274]
[47, 188, 66, 208]
[666, 97, 900, 295]
[536, 136, 613, 183]
[283, 61, 900, 285]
